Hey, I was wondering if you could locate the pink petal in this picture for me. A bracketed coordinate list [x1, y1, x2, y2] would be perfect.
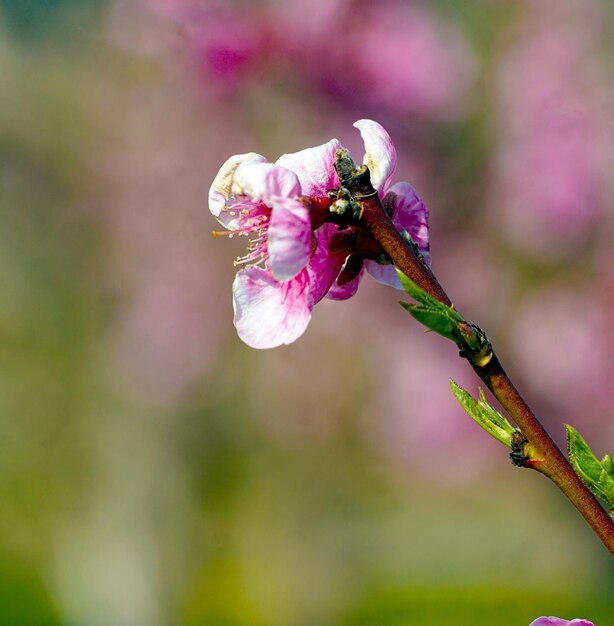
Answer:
[307, 223, 346, 304]
[353, 119, 397, 193]
[276, 138, 342, 196]
[326, 263, 365, 300]
[387, 181, 431, 264]
[233, 162, 301, 201]
[529, 617, 595, 626]
[267, 197, 312, 281]
[232, 267, 312, 349]
[209, 152, 268, 218]
[365, 260, 402, 289]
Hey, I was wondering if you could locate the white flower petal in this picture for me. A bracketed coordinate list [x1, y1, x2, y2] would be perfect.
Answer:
[276, 138, 342, 196]
[233, 162, 301, 201]
[208, 152, 267, 217]
[353, 119, 397, 193]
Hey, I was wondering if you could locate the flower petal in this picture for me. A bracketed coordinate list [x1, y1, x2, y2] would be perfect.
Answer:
[276, 138, 342, 196]
[233, 162, 301, 201]
[326, 262, 365, 300]
[365, 260, 402, 289]
[307, 223, 347, 304]
[353, 119, 397, 193]
[233, 267, 312, 349]
[209, 152, 268, 217]
[387, 181, 431, 265]
[267, 197, 312, 281]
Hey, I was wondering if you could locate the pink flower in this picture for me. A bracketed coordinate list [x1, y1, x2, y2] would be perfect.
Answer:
[210, 120, 430, 348]
[529, 617, 596, 626]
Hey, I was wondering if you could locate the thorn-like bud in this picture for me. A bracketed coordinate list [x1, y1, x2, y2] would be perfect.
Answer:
[334, 148, 359, 183]
[334, 148, 372, 198]
[330, 199, 350, 215]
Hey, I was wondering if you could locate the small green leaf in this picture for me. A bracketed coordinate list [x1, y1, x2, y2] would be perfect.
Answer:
[477, 388, 512, 433]
[397, 270, 492, 364]
[397, 270, 464, 337]
[400, 303, 460, 342]
[450, 380, 515, 448]
[566, 425, 614, 507]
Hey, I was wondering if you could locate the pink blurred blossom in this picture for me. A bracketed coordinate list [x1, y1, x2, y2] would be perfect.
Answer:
[144, 0, 476, 120]
[189, 9, 271, 91]
[134, 0, 273, 93]
[491, 0, 610, 256]
[114, 251, 223, 402]
[509, 288, 609, 422]
[343, 1, 476, 120]
[373, 330, 499, 484]
[529, 618, 595, 626]
[274, 0, 476, 121]
[434, 236, 511, 331]
[95, 67, 235, 404]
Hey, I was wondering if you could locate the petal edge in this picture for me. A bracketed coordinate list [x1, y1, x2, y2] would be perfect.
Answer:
[353, 119, 397, 193]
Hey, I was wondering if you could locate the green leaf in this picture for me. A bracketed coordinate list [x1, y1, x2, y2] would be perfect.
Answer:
[477, 388, 511, 432]
[450, 380, 515, 448]
[566, 425, 614, 508]
[397, 270, 465, 338]
[400, 303, 460, 343]
[397, 270, 492, 364]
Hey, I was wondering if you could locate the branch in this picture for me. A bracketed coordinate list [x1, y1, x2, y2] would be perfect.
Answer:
[342, 165, 614, 557]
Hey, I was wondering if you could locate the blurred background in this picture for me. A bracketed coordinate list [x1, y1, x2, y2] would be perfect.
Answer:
[1, 0, 613, 624]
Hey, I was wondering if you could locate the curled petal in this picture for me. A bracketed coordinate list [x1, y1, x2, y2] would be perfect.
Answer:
[353, 119, 397, 193]
[209, 152, 267, 217]
[233, 267, 312, 349]
[386, 181, 431, 265]
[276, 138, 342, 196]
[365, 260, 402, 289]
[233, 162, 301, 201]
[326, 261, 365, 301]
[267, 197, 312, 281]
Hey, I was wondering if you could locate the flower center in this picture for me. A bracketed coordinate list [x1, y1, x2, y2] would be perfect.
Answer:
[212, 203, 271, 270]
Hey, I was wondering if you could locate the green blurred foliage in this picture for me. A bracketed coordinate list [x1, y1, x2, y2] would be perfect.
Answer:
[0, 550, 60, 625]
[0, 0, 103, 37]
[340, 586, 614, 626]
